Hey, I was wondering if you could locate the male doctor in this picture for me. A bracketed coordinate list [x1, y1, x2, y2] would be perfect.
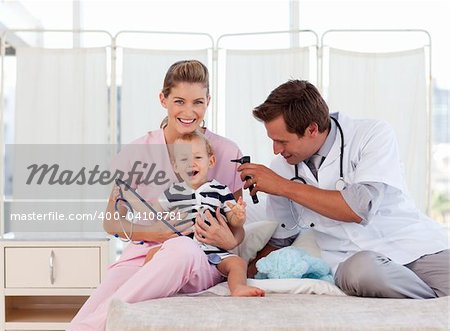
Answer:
[238, 79, 449, 298]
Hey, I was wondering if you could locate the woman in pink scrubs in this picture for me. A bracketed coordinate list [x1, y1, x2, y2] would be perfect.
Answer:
[69, 60, 243, 331]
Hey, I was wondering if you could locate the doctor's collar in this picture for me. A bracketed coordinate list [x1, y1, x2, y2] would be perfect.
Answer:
[314, 116, 337, 159]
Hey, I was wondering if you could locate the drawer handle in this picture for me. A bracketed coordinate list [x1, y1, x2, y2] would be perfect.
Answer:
[49, 250, 55, 285]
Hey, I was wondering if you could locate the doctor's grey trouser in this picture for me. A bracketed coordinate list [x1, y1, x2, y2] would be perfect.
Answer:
[334, 249, 450, 298]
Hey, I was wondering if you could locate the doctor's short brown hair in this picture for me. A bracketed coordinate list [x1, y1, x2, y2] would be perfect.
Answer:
[253, 80, 330, 137]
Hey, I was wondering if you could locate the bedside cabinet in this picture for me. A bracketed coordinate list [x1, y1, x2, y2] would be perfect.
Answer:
[0, 239, 109, 331]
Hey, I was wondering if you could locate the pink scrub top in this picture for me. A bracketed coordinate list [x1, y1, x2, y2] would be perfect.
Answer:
[111, 128, 243, 264]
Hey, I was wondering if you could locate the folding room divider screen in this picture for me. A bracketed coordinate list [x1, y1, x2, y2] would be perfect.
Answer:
[215, 30, 318, 168]
[1, 30, 114, 235]
[322, 29, 431, 212]
[0, 29, 432, 237]
[14, 46, 109, 144]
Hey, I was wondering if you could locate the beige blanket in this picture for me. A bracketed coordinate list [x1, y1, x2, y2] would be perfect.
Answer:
[106, 280, 449, 331]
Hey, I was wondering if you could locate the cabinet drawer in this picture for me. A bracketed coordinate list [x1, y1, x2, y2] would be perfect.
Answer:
[5, 247, 100, 288]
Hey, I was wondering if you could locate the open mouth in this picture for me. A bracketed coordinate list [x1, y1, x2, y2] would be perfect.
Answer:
[187, 170, 199, 177]
[178, 118, 196, 125]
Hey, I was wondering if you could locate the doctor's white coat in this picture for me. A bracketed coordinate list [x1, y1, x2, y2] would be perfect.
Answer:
[268, 113, 449, 273]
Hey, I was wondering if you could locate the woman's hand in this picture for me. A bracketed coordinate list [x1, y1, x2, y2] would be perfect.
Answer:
[194, 208, 239, 251]
[110, 185, 128, 213]
[142, 213, 194, 242]
[112, 185, 120, 201]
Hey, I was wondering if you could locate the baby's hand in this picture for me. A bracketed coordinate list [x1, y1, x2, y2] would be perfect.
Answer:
[226, 197, 246, 227]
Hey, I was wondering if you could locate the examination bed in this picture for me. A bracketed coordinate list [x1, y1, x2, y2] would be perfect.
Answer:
[105, 204, 450, 330]
[106, 288, 449, 331]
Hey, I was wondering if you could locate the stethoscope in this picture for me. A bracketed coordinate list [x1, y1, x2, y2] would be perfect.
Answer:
[113, 178, 182, 245]
[113, 178, 225, 265]
[290, 117, 346, 191]
[283, 117, 346, 231]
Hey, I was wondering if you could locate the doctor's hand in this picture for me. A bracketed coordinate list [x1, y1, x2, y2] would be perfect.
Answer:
[194, 208, 239, 251]
[238, 162, 289, 196]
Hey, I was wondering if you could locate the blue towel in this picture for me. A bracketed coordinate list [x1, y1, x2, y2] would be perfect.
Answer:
[255, 246, 334, 283]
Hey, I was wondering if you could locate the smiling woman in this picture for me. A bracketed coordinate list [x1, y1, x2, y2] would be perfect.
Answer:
[68, 59, 247, 331]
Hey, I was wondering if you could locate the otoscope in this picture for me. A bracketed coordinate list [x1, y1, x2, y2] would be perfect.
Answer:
[231, 156, 259, 204]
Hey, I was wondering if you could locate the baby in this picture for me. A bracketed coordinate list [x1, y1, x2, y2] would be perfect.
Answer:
[146, 131, 264, 297]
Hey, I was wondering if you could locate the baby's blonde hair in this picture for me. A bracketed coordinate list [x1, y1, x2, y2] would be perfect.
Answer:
[173, 130, 213, 157]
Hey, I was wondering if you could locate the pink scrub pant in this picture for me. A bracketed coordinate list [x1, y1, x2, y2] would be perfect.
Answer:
[68, 236, 223, 331]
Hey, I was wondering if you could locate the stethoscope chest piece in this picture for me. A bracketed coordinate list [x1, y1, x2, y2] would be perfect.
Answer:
[208, 254, 222, 265]
[335, 178, 346, 191]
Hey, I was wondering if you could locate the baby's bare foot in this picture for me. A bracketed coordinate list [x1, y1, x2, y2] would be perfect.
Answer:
[230, 285, 265, 297]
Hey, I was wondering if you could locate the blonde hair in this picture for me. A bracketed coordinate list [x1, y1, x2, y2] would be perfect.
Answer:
[172, 130, 214, 160]
[160, 60, 209, 129]
[162, 60, 209, 98]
